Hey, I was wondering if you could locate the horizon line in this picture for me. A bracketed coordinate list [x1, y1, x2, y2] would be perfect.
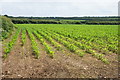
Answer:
[2, 15, 119, 17]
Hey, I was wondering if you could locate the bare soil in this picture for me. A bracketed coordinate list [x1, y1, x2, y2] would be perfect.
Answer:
[2, 33, 119, 79]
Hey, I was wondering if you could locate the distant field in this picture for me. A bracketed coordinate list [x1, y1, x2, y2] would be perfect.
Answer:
[2, 24, 118, 78]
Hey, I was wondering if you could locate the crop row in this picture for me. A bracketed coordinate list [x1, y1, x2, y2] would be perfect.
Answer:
[33, 30, 55, 58]
[3, 28, 21, 58]
[38, 27, 109, 63]
[3, 24, 116, 64]
[38, 28, 87, 57]
[21, 27, 26, 46]
[32, 28, 62, 51]
[44, 25, 117, 54]
[27, 28, 40, 59]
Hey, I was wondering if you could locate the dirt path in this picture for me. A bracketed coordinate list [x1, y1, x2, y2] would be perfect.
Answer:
[2, 33, 119, 78]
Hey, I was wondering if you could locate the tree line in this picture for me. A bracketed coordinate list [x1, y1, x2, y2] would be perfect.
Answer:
[4, 15, 120, 25]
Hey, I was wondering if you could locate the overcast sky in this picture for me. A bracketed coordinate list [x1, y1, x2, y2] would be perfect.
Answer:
[0, 0, 119, 17]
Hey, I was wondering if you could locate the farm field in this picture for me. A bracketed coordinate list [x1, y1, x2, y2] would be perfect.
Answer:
[2, 24, 118, 78]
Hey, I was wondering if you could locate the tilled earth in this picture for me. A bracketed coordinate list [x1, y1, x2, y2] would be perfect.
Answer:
[1, 34, 119, 79]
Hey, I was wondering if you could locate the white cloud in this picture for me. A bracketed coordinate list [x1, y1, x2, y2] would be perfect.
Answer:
[0, 0, 119, 17]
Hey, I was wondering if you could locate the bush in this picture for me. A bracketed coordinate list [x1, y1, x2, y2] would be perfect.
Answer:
[0, 16, 15, 40]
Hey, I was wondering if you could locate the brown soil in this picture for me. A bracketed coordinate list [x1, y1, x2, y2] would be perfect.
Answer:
[2, 33, 119, 79]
